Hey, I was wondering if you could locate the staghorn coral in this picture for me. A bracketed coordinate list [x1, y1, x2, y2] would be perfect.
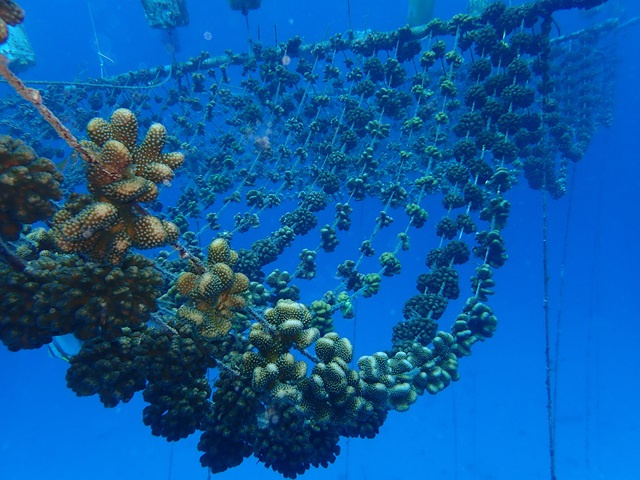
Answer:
[176, 238, 249, 339]
[0, 135, 63, 240]
[52, 109, 183, 264]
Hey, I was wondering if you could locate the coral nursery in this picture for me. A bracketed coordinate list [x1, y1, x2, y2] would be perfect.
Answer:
[0, 0, 619, 477]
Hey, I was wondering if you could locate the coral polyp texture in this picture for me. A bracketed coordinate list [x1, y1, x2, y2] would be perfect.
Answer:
[52, 108, 184, 264]
[0, 250, 163, 350]
[0, 135, 62, 240]
[0, 0, 618, 477]
[177, 238, 250, 338]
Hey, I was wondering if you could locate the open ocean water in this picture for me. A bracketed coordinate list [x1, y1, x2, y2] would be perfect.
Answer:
[1, 1, 639, 479]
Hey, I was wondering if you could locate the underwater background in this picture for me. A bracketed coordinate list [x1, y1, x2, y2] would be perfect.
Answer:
[1, 0, 639, 479]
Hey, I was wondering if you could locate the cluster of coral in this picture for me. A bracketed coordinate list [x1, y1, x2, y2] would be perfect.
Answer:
[66, 320, 217, 440]
[176, 238, 250, 338]
[0, 244, 163, 350]
[0, 135, 62, 239]
[52, 108, 183, 264]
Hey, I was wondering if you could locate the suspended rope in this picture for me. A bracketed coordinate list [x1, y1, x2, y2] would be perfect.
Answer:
[585, 132, 606, 474]
[542, 183, 557, 480]
[551, 162, 576, 441]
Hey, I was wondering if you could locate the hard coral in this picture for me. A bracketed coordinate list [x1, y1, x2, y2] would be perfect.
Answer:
[0, 250, 163, 351]
[52, 109, 184, 264]
[177, 238, 249, 339]
[0, 0, 24, 45]
[0, 135, 63, 240]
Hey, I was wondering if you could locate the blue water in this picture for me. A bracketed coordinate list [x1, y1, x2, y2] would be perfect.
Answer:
[2, 0, 640, 479]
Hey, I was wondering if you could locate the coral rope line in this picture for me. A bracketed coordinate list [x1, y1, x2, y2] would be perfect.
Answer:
[0, 65, 173, 90]
[0, 55, 96, 164]
[552, 163, 576, 439]
[542, 185, 557, 480]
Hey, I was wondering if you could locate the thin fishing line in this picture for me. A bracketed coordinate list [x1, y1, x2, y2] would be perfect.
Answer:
[452, 387, 459, 480]
[345, 202, 364, 480]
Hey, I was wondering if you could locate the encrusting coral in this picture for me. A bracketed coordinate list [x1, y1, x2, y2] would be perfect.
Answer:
[52, 109, 184, 265]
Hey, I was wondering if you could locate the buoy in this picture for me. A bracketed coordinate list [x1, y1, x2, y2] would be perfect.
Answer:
[407, 0, 435, 27]
[228, 0, 262, 15]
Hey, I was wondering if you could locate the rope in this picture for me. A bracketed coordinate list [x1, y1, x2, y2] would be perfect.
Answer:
[585, 131, 606, 474]
[542, 185, 557, 480]
[551, 163, 576, 437]
[0, 64, 173, 90]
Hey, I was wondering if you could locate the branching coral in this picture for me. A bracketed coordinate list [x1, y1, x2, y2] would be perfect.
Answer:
[52, 109, 184, 264]
[176, 238, 249, 338]
[197, 302, 389, 478]
[0, 250, 164, 350]
[0, 0, 614, 477]
[66, 326, 149, 407]
[0, 135, 62, 240]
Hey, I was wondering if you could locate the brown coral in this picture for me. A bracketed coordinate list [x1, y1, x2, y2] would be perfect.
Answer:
[0, 135, 63, 240]
[0, 0, 24, 45]
[0, 250, 164, 350]
[52, 109, 184, 264]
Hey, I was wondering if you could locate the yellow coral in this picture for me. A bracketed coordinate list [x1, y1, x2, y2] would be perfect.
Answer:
[131, 216, 178, 249]
[176, 272, 198, 296]
[177, 239, 248, 339]
[86, 117, 112, 147]
[109, 108, 138, 151]
[58, 202, 119, 242]
[207, 238, 236, 266]
[315, 332, 353, 364]
[0, 135, 63, 240]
